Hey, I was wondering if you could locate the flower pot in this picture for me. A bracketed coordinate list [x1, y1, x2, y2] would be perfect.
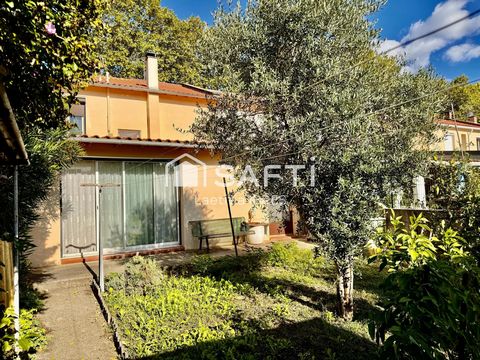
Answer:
[247, 223, 269, 245]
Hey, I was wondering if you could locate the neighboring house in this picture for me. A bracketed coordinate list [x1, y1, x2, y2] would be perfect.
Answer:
[30, 53, 259, 267]
[436, 116, 480, 162]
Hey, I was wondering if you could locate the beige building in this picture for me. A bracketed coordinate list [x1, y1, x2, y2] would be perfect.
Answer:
[436, 118, 480, 153]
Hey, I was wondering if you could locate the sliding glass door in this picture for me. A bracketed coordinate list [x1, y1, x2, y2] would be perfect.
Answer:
[98, 162, 123, 249]
[61, 159, 179, 257]
[61, 161, 97, 255]
[153, 163, 178, 244]
[125, 163, 154, 247]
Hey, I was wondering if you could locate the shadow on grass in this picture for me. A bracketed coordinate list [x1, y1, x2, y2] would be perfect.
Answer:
[353, 261, 386, 297]
[175, 252, 381, 322]
[137, 316, 379, 360]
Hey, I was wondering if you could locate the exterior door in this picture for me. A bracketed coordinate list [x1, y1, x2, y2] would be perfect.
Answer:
[98, 162, 123, 249]
[61, 160, 180, 257]
[61, 161, 96, 256]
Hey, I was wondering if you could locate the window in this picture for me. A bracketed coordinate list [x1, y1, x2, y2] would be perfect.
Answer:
[68, 98, 86, 135]
[444, 133, 454, 151]
[476, 138, 480, 151]
[61, 160, 179, 256]
[118, 129, 141, 139]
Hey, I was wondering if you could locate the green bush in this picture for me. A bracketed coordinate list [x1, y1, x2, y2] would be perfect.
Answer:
[1, 307, 47, 359]
[427, 160, 480, 261]
[370, 212, 467, 272]
[106, 255, 166, 296]
[369, 213, 480, 359]
[370, 261, 480, 359]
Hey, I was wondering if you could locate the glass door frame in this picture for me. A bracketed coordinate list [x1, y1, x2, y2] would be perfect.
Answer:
[117, 159, 181, 252]
[61, 157, 182, 258]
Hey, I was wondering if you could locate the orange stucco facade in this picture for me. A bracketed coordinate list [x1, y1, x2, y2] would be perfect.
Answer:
[81, 85, 209, 141]
[29, 75, 264, 267]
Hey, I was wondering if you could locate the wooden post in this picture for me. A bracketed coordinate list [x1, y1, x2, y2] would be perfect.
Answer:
[223, 177, 238, 257]
[0, 240, 14, 307]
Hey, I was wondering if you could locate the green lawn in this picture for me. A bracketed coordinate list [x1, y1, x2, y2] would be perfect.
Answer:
[104, 243, 386, 359]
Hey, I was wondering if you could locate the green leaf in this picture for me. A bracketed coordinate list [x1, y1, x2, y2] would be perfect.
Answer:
[18, 336, 33, 351]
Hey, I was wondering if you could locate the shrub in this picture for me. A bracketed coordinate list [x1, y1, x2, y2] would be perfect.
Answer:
[105, 255, 166, 296]
[369, 261, 480, 359]
[369, 213, 480, 359]
[427, 160, 480, 261]
[0, 307, 47, 359]
[370, 212, 467, 272]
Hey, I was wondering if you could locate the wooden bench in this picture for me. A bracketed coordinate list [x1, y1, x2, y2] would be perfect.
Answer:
[190, 217, 253, 252]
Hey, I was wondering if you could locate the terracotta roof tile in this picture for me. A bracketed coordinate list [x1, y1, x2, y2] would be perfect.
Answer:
[93, 76, 214, 99]
[438, 119, 480, 129]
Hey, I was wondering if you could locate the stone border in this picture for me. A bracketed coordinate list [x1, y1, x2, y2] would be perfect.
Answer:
[91, 281, 130, 360]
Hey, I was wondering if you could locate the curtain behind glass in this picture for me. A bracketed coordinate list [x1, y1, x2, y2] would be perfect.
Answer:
[98, 162, 123, 249]
[153, 163, 178, 244]
[125, 163, 154, 246]
[61, 161, 96, 255]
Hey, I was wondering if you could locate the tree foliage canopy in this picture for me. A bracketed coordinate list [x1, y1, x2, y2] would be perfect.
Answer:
[448, 75, 480, 120]
[98, 0, 205, 84]
[193, 0, 446, 318]
[0, 0, 106, 130]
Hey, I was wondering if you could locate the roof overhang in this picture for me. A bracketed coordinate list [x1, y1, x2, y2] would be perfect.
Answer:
[72, 136, 210, 149]
[0, 82, 28, 165]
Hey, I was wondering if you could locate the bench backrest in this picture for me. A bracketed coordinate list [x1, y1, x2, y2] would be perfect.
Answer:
[190, 217, 247, 237]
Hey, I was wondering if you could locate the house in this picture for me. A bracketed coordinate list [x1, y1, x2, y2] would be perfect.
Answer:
[436, 116, 480, 163]
[29, 53, 267, 267]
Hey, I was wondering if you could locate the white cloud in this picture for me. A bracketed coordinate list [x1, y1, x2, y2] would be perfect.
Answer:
[379, 0, 480, 71]
[444, 43, 480, 62]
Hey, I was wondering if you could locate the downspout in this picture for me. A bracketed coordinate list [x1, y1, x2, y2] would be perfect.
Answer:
[13, 166, 19, 347]
[106, 72, 111, 136]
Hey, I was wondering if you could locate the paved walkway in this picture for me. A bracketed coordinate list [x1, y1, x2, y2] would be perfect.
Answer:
[35, 264, 118, 360]
[34, 237, 311, 360]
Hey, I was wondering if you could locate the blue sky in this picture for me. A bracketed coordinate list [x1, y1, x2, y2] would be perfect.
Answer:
[162, 0, 480, 81]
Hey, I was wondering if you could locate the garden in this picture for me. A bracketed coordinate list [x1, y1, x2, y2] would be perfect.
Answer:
[102, 158, 480, 360]
[104, 243, 385, 360]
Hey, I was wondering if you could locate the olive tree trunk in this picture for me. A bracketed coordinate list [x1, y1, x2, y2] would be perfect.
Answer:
[336, 261, 354, 320]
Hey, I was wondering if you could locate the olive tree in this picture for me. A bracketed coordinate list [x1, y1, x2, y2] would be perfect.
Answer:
[193, 0, 445, 319]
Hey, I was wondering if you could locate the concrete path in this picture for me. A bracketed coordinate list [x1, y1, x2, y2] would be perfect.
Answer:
[35, 264, 118, 360]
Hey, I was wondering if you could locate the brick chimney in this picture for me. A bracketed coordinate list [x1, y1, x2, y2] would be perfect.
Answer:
[467, 112, 477, 123]
[145, 52, 158, 90]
